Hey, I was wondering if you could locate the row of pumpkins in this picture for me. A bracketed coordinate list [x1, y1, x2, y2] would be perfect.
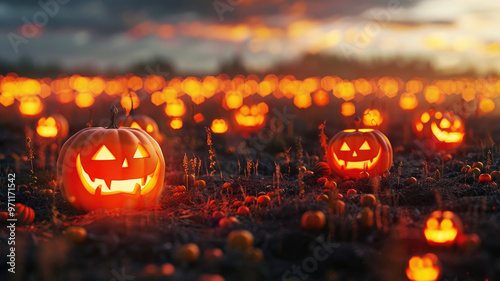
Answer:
[49, 105, 464, 212]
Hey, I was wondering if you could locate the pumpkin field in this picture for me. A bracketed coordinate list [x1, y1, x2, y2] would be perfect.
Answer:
[1, 73, 500, 281]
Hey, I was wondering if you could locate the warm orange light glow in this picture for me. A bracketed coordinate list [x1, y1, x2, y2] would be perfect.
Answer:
[341, 102, 355, 117]
[120, 92, 140, 114]
[312, 90, 329, 106]
[406, 254, 440, 281]
[144, 75, 165, 93]
[19, 96, 43, 116]
[424, 211, 461, 246]
[294, 93, 312, 109]
[362, 108, 383, 127]
[479, 98, 495, 113]
[36, 117, 58, 138]
[75, 92, 95, 108]
[399, 92, 418, 110]
[234, 103, 267, 130]
[128, 76, 143, 91]
[421, 112, 431, 123]
[170, 118, 183, 129]
[165, 99, 186, 117]
[193, 113, 205, 123]
[211, 119, 228, 134]
[226, 92, 244, 109]
[424, 86, 440, 104]
[430, 122, 464, 143]
[334, 82, 355, 101]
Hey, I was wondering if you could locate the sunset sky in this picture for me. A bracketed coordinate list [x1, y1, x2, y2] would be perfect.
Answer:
[1, 0, 499, 75]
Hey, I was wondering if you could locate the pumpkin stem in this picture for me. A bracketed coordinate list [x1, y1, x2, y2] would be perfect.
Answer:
[354, 116, 361, 131]
[108, 105, 119, 129]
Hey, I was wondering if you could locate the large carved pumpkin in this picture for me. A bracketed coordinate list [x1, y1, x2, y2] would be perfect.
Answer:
[424, 210, 462, 246]
[413, 109, 464, 149]
[327, 128, 393, 178]
[57, 107, 165, 211]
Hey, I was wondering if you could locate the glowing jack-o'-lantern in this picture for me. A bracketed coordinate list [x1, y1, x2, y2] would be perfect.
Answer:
[406, 253, 440, 281]
[327, 127, 393, 178]
[211, 119, 228, 134]
[424, 210, 462, 246]
[413, 110, 464, 149]
[118, 95, 164, 145]
[57, 106, 165, 211]
[36, 114, 69, 139]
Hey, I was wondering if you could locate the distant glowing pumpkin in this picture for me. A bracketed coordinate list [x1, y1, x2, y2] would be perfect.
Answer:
[362, 108, 384, 128]
[234, 103, 268, 133]
[57, 107, 165, 211]
[211, 119, 228, 134]
[406, 253, 440, 281]
[413, 110, 464, 149]
[36, 114, 69, 139]
[327, 128, 393, 178]
[119, 115, 164, 145]
[424, 210, 462, 246]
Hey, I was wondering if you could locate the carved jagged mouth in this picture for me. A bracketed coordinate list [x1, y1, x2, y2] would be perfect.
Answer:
[424, 228, 458, 244]
[431, 122, 464, 143]
[76, 154, 160, 195]
[333, 147, 382, 170]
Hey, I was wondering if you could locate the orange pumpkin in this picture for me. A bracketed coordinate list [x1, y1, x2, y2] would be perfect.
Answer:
[234, 103, 268, 133]
[424, 210, 462, 246]
[406, 253, 440, 281]
[36, 114, 69, 139]
[15, 203, 35, 224]
[327, 128, 393, 178]
[57, 106, 165, 211]
[413, 110, 464, 149]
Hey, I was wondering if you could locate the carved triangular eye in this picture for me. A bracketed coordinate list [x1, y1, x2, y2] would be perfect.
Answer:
[340, 142, 351, 151]
[130, 122, 142, 130]
[146, 124, 154, 133]
[92, 145, 116, 160]
[134, 144, 150, 158]
[359, 141, 371, 150]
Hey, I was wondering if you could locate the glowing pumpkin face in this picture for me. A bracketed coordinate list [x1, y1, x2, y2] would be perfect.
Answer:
[234, 103, 268, 133]
[327, 129, 393, 178]
[36, 114, 69, 139]
[119, 115, 163, 145]
[424, 210, 462, 246]
[57, 114, 165, 211]
[413, 110, 464, 149]
[406, 253, 440, 281]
